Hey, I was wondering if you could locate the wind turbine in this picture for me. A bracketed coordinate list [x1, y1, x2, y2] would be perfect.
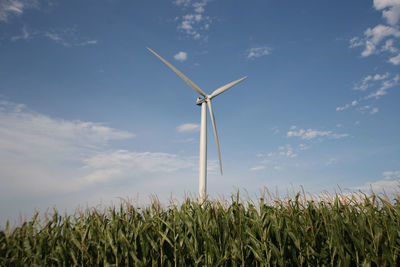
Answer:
[147, 47, 247, 203]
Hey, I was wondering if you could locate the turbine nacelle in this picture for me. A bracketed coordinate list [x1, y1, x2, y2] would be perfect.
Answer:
[196, 96, 207, 106]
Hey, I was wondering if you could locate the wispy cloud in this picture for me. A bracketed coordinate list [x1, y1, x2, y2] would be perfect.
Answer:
[174, 0, 212, 40]
[251, 124, 348, 173]
[278, 144, 297, 158]
[251, 124, 347, 172]
[366, 74, 399, 99]
[336, 103, 350, 111]
[370, 107, 379, 114]
[358, 105, 380, 114]
[271, 126, 280, 135]
[246, 46, 272, 59]
[177, 123, 200, 133]
[11, 26, 98, 47]
[356, 105, 379, 115]
[174, 51, 188, 62]
[286, 126, 348, 140]
[250, 165, 266, 171]
[174, 137, 195, 143]
[325, 158, 337, 166]
[250, 144, 302, 172]
[353, 73, 389, 91]
[298, 143, 310, 150]
[43, 29, 98, 47]
[80, 150, 195, 186]
[336, 99, 359, 111]
[10, 25, 30, 41]
[0, 0, 38, 22]
[336, 73, 398, 114]
[383, 170, 400, 179]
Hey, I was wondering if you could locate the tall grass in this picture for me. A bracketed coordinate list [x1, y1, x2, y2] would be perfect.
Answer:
[1, 191, 399, 266]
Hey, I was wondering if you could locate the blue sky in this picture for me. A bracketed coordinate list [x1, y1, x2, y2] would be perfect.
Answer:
[1, 0, 400, 224]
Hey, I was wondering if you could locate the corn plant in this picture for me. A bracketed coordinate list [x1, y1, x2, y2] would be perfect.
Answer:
[1, 191, 399, 266]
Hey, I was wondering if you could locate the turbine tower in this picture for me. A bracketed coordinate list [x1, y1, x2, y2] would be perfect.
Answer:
[147, 48, 247, 203]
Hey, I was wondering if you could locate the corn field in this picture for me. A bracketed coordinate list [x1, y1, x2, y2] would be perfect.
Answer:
[1, 191, 400, 266]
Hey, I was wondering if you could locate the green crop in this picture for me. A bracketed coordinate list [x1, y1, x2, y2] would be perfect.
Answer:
[1, 191, 399, 266]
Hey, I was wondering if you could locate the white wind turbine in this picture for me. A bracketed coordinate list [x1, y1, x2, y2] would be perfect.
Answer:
[147, 47, 247, 203]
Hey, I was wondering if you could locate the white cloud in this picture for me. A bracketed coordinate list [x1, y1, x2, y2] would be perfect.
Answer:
[374, 0, 400, 25]
[350, 25, 400, 62]
[303, 130, 333, 139]
[252, 144, 301, 172]
[80, 40, 98, 45]
[362, 24, 400, 57]
[373, 0, 400, 10]
[382, 39, 398, 53]
[173, 0, 192, 6]
[335, 99, 358, 111]
[354, 75, 372, 91]
[175, 0, 212, 40]
[374, 73, 390, 80]
[357, 170, 400, 193]
[174, 51, 188, 62]
[250, 166, 266, 171]
[351, 1, 400, 64]
[340, 73, 396, 114]
[349, 37, 363, 48]
[336, 104, 350, 111]
[383, 170, 400, 179]
[389, 52, 400, 64]
[357, 104, 384, 115]
[370, 107, 379, 114]
[177, 123, 200, 133]
[192, 0, 208, 13]
[0, 100, 135, 194]
[287, 127, 348, 140]
[358, 179, 400, 192]
[0, 0, 38, 22]
[366, 74, 399, 98]
[367, 24, 400, 45]
[0, 100, 196, 198]
[278, 144, 297, 158]
[354, 73, 389, 91]
[246, 46, 272, 59]
[358, 105, 372, 112]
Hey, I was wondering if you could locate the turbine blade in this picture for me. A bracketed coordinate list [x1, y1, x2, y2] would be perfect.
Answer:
[207, 99, 223, 175]
[209, 76, 247, 99]
[147, 47, 207, 97]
